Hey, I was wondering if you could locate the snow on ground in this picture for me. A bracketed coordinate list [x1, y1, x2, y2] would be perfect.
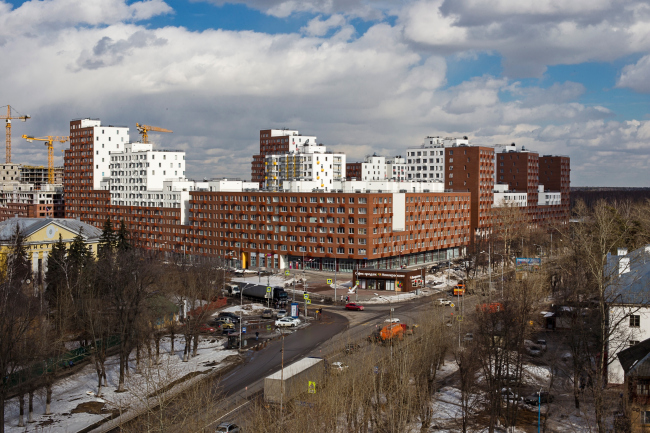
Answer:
[523, 364, 552, 384]
[3, 337, 237, 433]
[220, 302, 269, 315]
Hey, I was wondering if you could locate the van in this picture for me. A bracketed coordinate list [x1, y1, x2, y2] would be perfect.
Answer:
[226, 284, 240, 296]
[453, 284, 466, 296]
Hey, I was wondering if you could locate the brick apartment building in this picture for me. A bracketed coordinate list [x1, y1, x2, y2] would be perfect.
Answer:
[62, 119, 470, 274]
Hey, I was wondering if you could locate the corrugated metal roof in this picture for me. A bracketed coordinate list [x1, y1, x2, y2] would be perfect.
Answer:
[0, 217, 102, 241]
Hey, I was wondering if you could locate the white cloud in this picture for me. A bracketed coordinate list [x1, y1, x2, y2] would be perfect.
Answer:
[1, 0, 648, 187]
[617, 54, 650, 93]
[196, 0, 386, 20]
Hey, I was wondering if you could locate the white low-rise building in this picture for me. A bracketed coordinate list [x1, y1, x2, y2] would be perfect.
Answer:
[492, 183, 528, 207]
[406, 136, 468, 180]
[537, 185, 561, 206]
[281, 179, 445, 194]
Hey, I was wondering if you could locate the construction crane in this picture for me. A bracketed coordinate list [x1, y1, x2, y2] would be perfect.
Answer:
[135, 123, 172, 144]
[22, 135, 69, 184]
[1, 105, 31, 164]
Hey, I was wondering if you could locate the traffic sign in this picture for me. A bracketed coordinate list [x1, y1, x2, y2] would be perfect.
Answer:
[457, 316, 463, 322]
[242, 327, 247, 333]
[266, 286, 272, 293]
[390, 308, 394, 312]
[303, 293, 309, 300]
[355, 280, 360, 285]
[285, 270, 290, 276]
[450, 303, 455, 308]
[326, 278, 332, 284]
[266, 324, 271, 331]
[306, 299, 311, 304]
[308, 381, 316, 394]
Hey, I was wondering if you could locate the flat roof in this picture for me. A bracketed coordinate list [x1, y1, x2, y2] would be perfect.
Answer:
[266, 357, 322, 381]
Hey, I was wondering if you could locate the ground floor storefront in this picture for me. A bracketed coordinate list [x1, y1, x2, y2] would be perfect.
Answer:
[352, 268, 424, 293]
[231, 246, 463, 273]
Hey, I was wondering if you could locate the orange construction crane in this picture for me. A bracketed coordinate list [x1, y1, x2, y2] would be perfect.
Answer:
[1, 105, 31, 164]
[22, 135, 69, 184]
[135, 123, 172, 144]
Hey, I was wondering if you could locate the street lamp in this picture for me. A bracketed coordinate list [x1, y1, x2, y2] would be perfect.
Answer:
[493, 252, 507, 298]
[480, 243, 492, 292]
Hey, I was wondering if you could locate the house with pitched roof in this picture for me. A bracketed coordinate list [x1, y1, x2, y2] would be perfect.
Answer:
[0, 217, 101, 287]
[618, 338, 650, 431]
[607, 246, 650, 384]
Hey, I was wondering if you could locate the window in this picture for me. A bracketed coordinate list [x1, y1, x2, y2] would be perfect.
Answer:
[642, 411, 650, 424]
[630, 315, 641, 328]
[637, 380, 650, 396]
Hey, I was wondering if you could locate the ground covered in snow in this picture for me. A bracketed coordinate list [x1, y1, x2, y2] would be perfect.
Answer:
[3, 337, 238, 433]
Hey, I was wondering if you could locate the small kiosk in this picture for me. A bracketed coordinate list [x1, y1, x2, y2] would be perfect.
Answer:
[353, 268, 424, 293]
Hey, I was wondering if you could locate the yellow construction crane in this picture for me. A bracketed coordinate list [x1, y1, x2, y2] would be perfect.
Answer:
[1, 105, 31, 164]
[135, 123, 172, 144]
[22, 135, 69, 184]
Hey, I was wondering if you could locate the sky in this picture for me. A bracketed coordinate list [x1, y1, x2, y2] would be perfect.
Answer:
[1, 0, 649, 187]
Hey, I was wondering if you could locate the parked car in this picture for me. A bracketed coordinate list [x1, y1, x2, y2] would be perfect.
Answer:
[384, 317, 400, 323]
[463, 333, 474, 342]
[437, 298, 452, 306]
[331, 361, 348, 374]
[501, 388, 520, 402]
[222, 328, 236, 336]
[218, 312, 240, 323]
[276, 309, 288, 318]
[215, 422, 240, 432]
[275, 317, 300, 327]
[345, 303, 364, 311]
[536, 339, 547, 351]
[219, 322, 235, 331]
[261, 309, 273, 319]
[524, 391, 554, 405]
[527, 345, 543, 356]
[198, 324, 216, 333]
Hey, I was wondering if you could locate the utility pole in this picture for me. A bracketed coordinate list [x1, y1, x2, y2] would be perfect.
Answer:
[334, 256, 337, 303]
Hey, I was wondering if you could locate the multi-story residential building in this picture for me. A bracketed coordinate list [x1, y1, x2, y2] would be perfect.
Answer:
[263, 142, 345, 191]
[492, 184, 528, 208]
[0, 182, 64, 219]
[20, 165, 64, 187]
[251, 129, 317, 185]
[346, 162, 361, 180]
[406, 136, 469, 181]
[63, 119, 470, 275]
[387, 156, 407, 181]
[445, 145, 495, 239]
[0, 164, 21, 182]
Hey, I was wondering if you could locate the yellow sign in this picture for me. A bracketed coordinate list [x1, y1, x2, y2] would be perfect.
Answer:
[303, 294, 309, 300]
[529, 320, 534, 326]
[285, 270, 290, 276]
[326, 278, 332, 284]
[307, 299, 311, 304]
[308, 381, 316, 394]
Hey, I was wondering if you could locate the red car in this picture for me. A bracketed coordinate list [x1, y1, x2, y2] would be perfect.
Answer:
[198, 324, 217, 333]
[345, 303, 364, 311]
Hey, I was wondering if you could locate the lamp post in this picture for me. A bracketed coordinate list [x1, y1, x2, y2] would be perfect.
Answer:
[493, 252, 506, 298]
[480, 243, 492, 293]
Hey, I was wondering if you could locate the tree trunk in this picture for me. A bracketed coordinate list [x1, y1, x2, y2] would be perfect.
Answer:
[170, 332, 175, 355]
[573, 370, 581, 409]
[18, 393, 24, 427]
[118, 353, 126, 391]
[135, 344, 141, 373]
[1, 394, 5, 433]
[192, 331, 199, 357]
[28, 391, 34, 422]
[45, 382, 52, 415]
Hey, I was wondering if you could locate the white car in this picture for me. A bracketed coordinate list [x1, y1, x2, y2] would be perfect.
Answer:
[331, 362, 348, 374]
[437, 298, 452, 306]
[275, 317, 300, 327]
[384, 318, 400, 323]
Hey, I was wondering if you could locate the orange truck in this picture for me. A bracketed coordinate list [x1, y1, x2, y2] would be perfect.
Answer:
[453, 284, 466, 296]
[379, 323, 405, 342]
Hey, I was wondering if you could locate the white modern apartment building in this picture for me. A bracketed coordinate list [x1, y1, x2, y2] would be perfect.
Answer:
[263, 142, 346, 191]
[406, 136, 469, 180]
[387, 156, 407, 181]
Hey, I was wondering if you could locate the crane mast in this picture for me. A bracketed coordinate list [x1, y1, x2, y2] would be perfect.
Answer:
[22, 135, 69, 184]
[1, 105, 31, 163]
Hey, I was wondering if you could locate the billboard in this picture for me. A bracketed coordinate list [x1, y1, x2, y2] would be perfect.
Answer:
[516, 257, 541, 272]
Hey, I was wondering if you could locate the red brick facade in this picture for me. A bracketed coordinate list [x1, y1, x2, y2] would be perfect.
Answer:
[346, 162, 362, 180]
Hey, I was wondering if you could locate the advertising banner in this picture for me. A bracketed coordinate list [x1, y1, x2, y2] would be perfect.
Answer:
[516, 257, 541, 272]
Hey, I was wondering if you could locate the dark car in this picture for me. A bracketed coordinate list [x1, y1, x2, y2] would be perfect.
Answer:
[218, 312, 240, 323]
[345, 303, 364, 311]
[261, 309, 273, 319]
[524, 391, 554, 405]
[215, 422, 240, 433]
